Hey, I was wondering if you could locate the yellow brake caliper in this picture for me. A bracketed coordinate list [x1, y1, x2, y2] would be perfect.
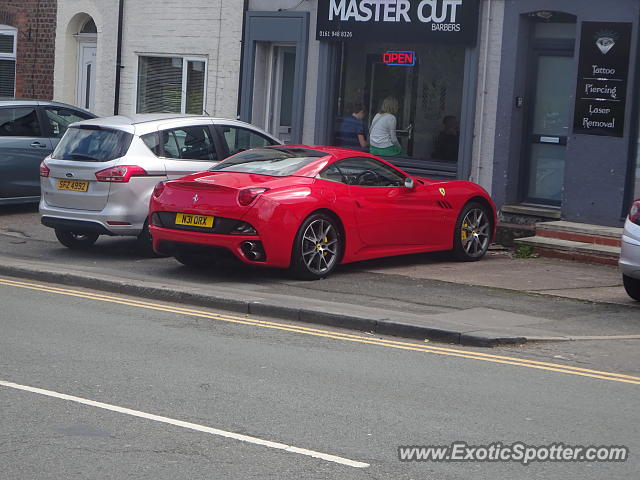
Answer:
[461, 223, 469, 241]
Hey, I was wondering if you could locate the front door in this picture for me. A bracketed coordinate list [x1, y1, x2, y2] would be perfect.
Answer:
[267, 46, 295, 143]
[524, 50, 574, 205]
[367, 55, 417, 155]
[77, 43, 96, 112]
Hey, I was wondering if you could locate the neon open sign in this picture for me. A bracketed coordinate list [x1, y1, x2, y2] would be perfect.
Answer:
[382, 50, 416, 66]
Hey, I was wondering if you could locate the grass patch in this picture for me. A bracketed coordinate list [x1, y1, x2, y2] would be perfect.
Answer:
[513, 245, 539, 259]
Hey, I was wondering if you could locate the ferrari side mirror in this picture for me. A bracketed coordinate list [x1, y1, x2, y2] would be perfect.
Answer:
[404, 177, 414, 189]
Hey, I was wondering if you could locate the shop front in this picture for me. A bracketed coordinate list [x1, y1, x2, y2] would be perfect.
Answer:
[493, 0, 640, 227]
[240, 0, 483, 180]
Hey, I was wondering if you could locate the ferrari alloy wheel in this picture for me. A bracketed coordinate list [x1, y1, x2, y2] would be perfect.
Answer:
[291, 213, 342, 280]
[54, 229, 99, 250]
[453, 202, 491, 261]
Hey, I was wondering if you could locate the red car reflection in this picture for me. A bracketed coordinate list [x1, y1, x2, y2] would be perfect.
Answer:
[148, 146, 496, 279]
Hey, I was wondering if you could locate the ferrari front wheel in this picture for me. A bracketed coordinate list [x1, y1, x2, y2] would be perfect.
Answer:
[290, 213, 342, 280]
[453, 202, 491, 261]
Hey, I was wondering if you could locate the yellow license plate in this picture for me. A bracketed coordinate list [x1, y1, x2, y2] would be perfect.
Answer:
[57, 179, 89, 192]
[175, 213, 214, 228]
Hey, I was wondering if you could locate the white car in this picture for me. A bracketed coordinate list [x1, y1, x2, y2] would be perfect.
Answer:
[620, 200, 640, 300]
[39, 114, 280, 251]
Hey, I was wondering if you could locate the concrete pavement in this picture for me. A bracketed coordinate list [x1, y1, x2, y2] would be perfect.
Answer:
[363, 247, 631, 305]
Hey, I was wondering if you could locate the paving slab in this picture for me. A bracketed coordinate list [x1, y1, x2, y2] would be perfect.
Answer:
[363, 250, 625, 296]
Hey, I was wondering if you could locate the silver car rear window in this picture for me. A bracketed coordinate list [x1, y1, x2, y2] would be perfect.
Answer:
[51, 126, 133, 162]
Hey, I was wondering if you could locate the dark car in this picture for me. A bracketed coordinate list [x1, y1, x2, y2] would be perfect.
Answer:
[0, 99, 95, 205]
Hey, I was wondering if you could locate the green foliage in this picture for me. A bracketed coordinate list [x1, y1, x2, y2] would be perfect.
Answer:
[513, 245, 539, 259]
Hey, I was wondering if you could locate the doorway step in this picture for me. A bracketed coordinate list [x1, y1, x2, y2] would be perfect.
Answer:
[496, 204, 561, 246]
[514, 221, 622, 265]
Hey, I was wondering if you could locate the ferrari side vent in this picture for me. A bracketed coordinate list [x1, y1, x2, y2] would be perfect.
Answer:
[437, 200, 454, 210]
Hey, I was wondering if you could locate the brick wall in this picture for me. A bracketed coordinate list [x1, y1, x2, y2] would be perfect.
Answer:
[0, 0, 57, 99]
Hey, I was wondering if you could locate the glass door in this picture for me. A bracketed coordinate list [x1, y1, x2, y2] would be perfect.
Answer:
[267, 46, 295, 143]
[525, 52, 573, 205]
[368, 56, 417, 155]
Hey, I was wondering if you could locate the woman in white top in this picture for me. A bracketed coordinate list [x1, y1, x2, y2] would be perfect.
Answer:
[369, 96, 402, 157]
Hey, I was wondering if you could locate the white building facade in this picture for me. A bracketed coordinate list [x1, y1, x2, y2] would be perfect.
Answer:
[54, 0, 243, 119]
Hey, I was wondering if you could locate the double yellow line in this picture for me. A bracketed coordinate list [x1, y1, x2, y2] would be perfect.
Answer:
[1, 277, 639, 386]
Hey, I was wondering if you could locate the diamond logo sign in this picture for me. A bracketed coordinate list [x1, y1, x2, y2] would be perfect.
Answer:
[596, 37, 615, 54]
[595, 30, 618, 55]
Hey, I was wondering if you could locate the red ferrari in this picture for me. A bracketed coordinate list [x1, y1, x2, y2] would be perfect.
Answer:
[149, 146, 496, 279]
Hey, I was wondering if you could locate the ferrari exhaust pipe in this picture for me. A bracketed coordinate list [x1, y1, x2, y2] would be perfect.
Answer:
[241, 241, 266, 262]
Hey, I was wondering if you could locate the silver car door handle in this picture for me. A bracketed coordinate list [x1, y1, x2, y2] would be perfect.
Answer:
[30, 141, 47, 148]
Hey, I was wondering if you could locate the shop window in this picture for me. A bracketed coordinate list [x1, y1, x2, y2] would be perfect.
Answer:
[137, 56, 206, 114]
[332, 41, 465, 167]
[0, 26, 16, 97]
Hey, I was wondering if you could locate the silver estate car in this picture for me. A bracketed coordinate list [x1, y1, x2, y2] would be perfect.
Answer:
[620, 200, 640, 300]
[39, 114, 280, 250]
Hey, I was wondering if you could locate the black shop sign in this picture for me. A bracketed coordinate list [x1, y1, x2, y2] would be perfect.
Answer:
[574, 22, 632, 137]
[316, 0, 479, 45]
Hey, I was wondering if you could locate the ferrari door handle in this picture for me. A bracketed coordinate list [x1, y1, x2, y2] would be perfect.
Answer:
[355, 200, 362, 208]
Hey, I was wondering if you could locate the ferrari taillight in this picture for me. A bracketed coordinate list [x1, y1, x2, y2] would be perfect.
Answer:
[95, 165, 147, 183]
[629, 200, 640, 226]
[238, 187, 269, 206]
[152, 181, 166, 198]
[39, 161, 50, 178]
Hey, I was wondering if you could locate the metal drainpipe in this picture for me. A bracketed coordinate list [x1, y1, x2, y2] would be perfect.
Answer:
[237, 0, 249, 119]
[113, 0, 125, 115]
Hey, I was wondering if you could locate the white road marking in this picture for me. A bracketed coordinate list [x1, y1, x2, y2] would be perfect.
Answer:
[0, 379, 369, 469]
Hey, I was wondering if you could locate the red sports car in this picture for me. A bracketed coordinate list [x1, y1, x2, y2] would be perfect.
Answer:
[149, 146, 496, 279]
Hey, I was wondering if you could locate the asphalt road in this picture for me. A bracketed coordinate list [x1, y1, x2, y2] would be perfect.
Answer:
[1, 281, 638, 479]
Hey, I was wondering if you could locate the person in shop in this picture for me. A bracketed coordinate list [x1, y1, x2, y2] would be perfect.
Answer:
[432, 115, 459, 162]
[335, 102, 369, 150]
[369, 96, 402, 157]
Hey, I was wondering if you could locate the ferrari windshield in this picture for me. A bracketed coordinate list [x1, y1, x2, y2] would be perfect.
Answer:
[210, 147, 326, 177]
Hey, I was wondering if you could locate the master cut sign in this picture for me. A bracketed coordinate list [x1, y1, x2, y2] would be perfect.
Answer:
[316, 0, 479, 45]
[328, 0, 462, 23]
